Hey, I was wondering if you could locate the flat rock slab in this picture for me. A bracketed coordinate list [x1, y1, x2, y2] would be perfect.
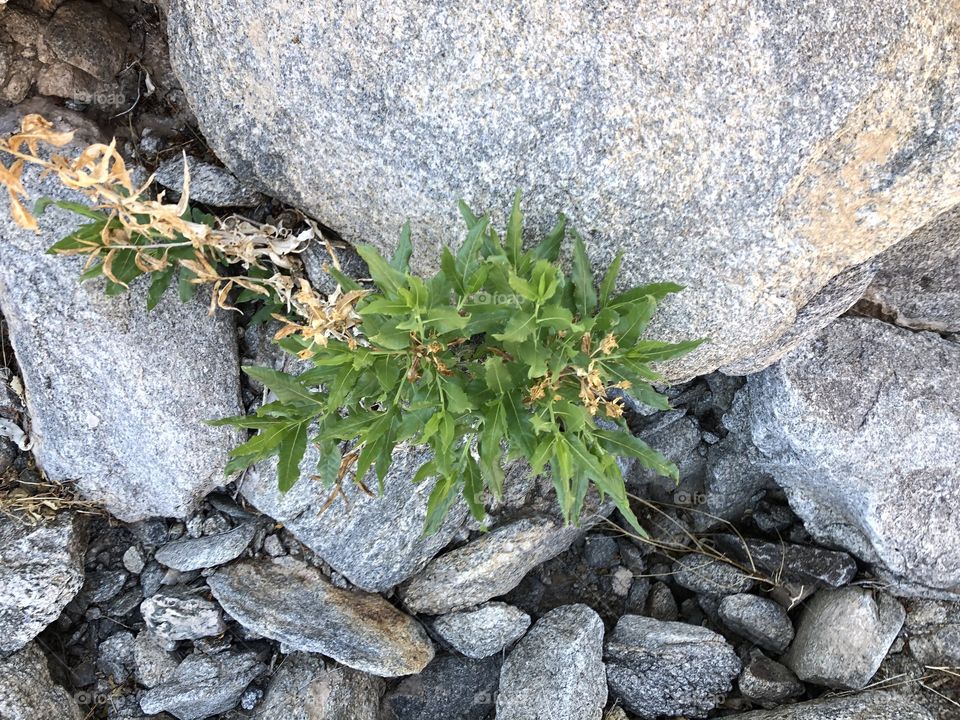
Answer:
[0, 642, 83, 720]
[242, 443, 466, 593]
[713, 534, 857, 589]
[154, 523, 257, 572]
[207, 557, 434, 677]
[0, 104, 242, 522]
[783, 586, 905, 690]
[382, 653, 501, 720]
[496, 604, 607, 720]
[727, 691, 933, 719]
[605, 615, 741, 720]
[671, 554, 756, 596]
[399, 515, 585, 614]
[431, 602, 531, 659]
[0, 512, 85, 652]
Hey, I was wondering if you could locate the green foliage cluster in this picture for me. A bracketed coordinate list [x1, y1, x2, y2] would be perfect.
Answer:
[216, 194, 702, 533]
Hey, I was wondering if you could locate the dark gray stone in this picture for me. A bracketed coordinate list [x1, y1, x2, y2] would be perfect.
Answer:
[737, 652, 804, 707]
[783, 586, 905, 690]
[584, 534, 620, 569]
[97, 631, 136, 683]
[718, 593, 795, 654]
[605, 615, 741, 719]
[0, 642, 83, 720]
[645, 581, 678, 622]
[0, 511, 85, 652]
[497, 604, 607, 720]
[255, 653, 383, 720]
[382, 654, 500, 720]
[431, 602, 531, 659]
[672, 554, 756, 596]
[155, 155, 265, 208]
[154, 523, 257, 572]
[207, 557, 434, 677]
[727, 691, 933, 719]
[139, 650, 266, 720]
[713, 535, 857, 590]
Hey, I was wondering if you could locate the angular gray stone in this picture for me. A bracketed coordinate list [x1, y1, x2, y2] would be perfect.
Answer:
[382, 653, 500, 720]
[241, 443, 466, 592]
[155, 155, 265, 208]
[605, 615, 741, 720]
[140, 588, 227, 647]
[0, 642, 83, 720]
[134, 630, 181, 688]
[713, 534, 857, 590]
[496, 604, 607, 720]
[745, 317, 960, 594]
[0, 104, 242, 522]
[0, 511, 85, 652]
[905, 599, 960, 666]
[168, 0, 960, 381]
[97, 630, 136, 683]
[207, 557, 434, 677]
[431, 602, 531, 659]
[727, 691, 933, 719]
[783, 586, 905, 690]
[154, 523, 257, 572]
[255, 653, 383, 720]
[672, 554, 756, 596]
[398, 515, 586, 614]
[737, 652, 804, 707]
[43, 0, 128, 80]
[719, 593, 795, 654]
[139, 649, 266, 720]
[863, 204, 960, 333]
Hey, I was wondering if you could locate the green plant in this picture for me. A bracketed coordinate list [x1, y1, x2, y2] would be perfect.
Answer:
[215, 193, 703, 533]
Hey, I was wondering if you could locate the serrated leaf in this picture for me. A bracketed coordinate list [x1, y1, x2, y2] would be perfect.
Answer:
[608, 282, 684, 308]
[626, 338, 707, 362]
[593, 427, 678, 480]
[530, 213, 566, 262]
[424, 474, 461, 535]
[484, 356, 514, 394]
[146, 265, 176, 310]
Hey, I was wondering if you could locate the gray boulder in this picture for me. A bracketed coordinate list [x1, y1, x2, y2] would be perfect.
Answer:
[671, 554, 756, 596]
[382, 653, 500, 720]
[727, 691, 933, 719]
[745, 317, 960, 594]
[783, 586, 905, 689]
[140, 587, 227, 648]
[168, 0, 960, 380]
[241, 443, 466, 592]
[718, 593, 795, 654]
[254, 653, 383, 720]
[431, 601, 531, 659]
[139, 650, 267, 720]
[0, 103, 242, 521]
[154, 523, 257, 572]
[0, 511, 85, 652]
[398, 515, 587, 614]
[904, 599, 960, 666]
[862, 205, 960, 333]
[496, 604, 607, 720]
[207, 557, 434, 677]
[737, 652, 803, 707]
[605, 615, 741, 719]
[0, 642, 83, 720]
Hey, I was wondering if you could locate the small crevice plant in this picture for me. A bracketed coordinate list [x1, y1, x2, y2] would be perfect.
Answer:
[215, 194, 703, 534]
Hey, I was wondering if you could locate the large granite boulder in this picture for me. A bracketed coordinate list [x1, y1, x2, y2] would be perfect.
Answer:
[744, 317, 960, 595]
[168, 0, 960, 379]
[0, 642, 84, 720]
[0, 100, 242, 521]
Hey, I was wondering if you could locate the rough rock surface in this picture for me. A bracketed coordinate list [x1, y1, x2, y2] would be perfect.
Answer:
[738, 652, 804, 707]
[605, 615, 741, 719]
[155, 155, 265, 208]
[862, 204, 960, 332]
[745, 317, 960, 593]
[140, 588, 227, 647]
[496, 604, 607, 720]
[0, 104, 242, 522]
[0, 642, 84, 720]
[134, 630, 181, 688]
[671, 554, 756, 596]
[154, 523, 257, 572]
[0, 512, 85, 652]
[713, 535, 857, 590]
[168, 0, 960, 380]
[719, 593, 795, 654]
[382, 653, 501, 720]
[399, 515, 587, 614]
[43, 0, 128, 80]
[431, 602, 531, 659]
[139, 649, 266, 720]
[255, 653, 383, 720]
[783, 586, 905, 689]
[208, 557, 434, 676]
[729, 691, 933, 719]
[242, 444, 466, 592]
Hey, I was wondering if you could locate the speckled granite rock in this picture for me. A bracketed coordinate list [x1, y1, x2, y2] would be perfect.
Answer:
[155, 155, 265, 208]
[431, 602, 531, 659]
[0, 512, 85, 652]
[382, 653, 501, 720]
[154, 523, 257, 572]
[496, 604, 607, 720]
[0, 103, 242, 521]
[719, 594, 795, 654]
[241, 443, 466, 593]
[605, 615, 741, 719]
[727, 691, 933, 719]
[745, 317, 960, 594]
[208, 557, 434, 677]
[255, 653, 383, 720]
[738, 652, 804, 707]
[671, 554, 756, 596]
[0, 642, 83, 720]
[168, 0, 960, 380]
[140, 587, 227, 648]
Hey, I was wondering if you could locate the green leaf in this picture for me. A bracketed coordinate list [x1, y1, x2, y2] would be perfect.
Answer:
[146, 265, 176, 310]
[608, 282, 684, 308]
[570, 229, 597, 318]
[530, 214, 566, 262]
[277, 420, 309, 491]
[505, 189, 523, 268]
[178, 266, 197, 302]
[314, 441, 342, 488]
[390, 221, 413, 272]
[593, 428, 678, 480]
[614, 296, 656, 346]
[35, 198, 106, 220]
[462, 455, 486, 522]
[599, 250, 623, 306]
[355, 243, 406, 297]
[424, 474, 461, 535]
[484, 356, 514, 394]
[492, 310, 537, 343]
[327, 265, 363, 292]
[358, 297, 410, 316]
[242, 366, 324, 406]
[626, 338, 707, 362]
[458, 199, 480, 229]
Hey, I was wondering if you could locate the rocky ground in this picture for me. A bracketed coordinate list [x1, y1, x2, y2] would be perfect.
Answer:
[1, 1, 959, 720]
